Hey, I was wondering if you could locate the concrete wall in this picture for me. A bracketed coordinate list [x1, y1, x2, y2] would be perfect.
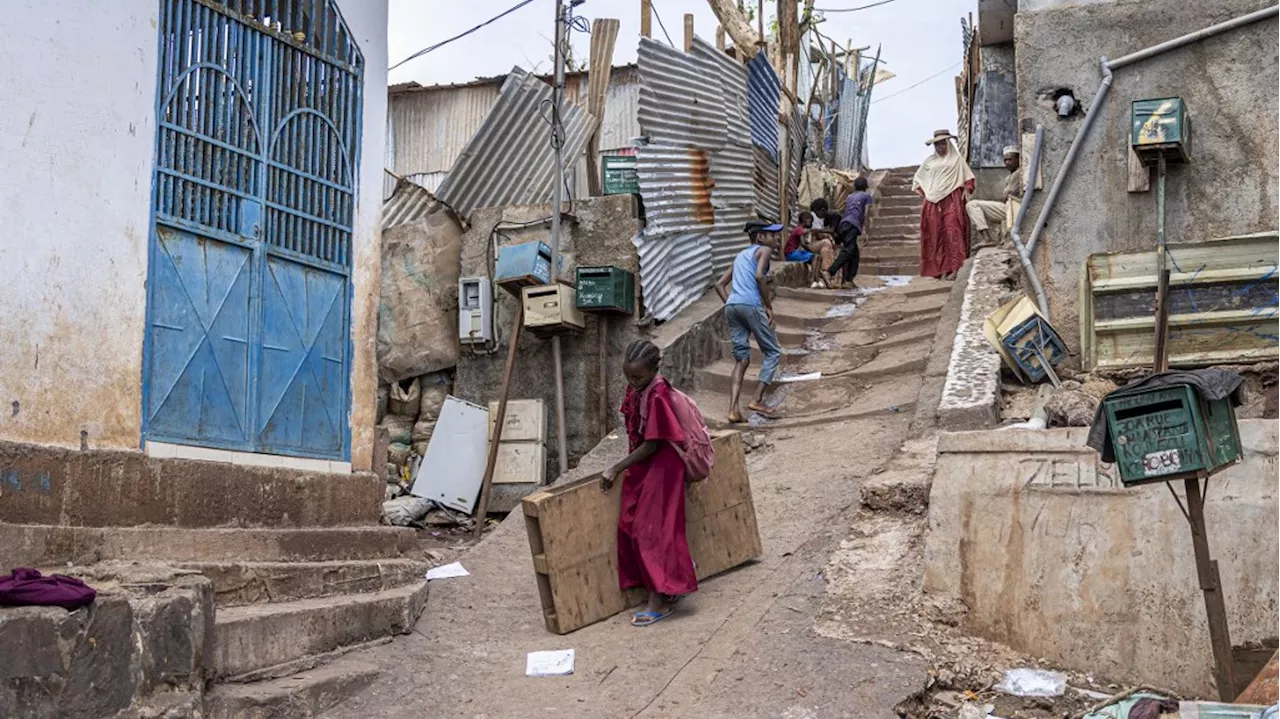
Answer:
[924, 421, 1279, 697]
[1014, 0, 1279, 355]
[0, 1, 387, 471]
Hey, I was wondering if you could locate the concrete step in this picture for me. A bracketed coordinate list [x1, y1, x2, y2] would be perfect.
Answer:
[860, 246, 918, 261]
[1, 524, 420, 567]
[183, 559, 430, 607]
[205, 654, 381, 719]
[877, 196, 920, 209]
[213, 582, 428, 679]
[870, 219, 917, 233]
[859, 263, 918, 277]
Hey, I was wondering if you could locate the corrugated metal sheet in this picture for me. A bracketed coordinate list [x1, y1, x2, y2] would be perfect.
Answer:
[382, 179, 445, 231]
[1082, 231, 1279, 371]
[747, 51, 781, 161]
[692, 38, 755, 275]
[633, 230, 713, 322]
[787, 105, 808, 217]
[636, 39, 727, 148]
[435, 67, 596, 220]
[387, 67, 640, 201]
[387, 83, 501, 176]
[833, 76, 858, 170]
[636, 143, 716, 235]
[753, 145, 780, 221]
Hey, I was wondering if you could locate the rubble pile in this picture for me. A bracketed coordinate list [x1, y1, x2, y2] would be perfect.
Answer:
[377, 369, 453, 499]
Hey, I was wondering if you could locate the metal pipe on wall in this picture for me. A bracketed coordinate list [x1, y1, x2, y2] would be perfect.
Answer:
[1008, 125, 1051, 317]
[1022, 5, 1279, 259]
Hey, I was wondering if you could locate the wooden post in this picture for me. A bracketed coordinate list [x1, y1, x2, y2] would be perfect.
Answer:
[640, 0, 651, 39]
[598, 315, 610, 433]
[585, 18, 619, 197]
[716, 24, 725, 51]
[683, 13, 694, 52]
[757, 0, 764, 50]
[471, 305, 524, 540]
[1185, 476, 1238, 700]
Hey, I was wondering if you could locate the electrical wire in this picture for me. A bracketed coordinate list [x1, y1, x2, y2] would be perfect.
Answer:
[649, 1, 676, 47]
[816, 0, 902, 12]
[389, 0, 537, 71]
[871, 61, 960, 104]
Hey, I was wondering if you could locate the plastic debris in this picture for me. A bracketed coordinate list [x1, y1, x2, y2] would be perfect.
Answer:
[425, 562, 469, 581]
[993, 667, 1066, 697]
[526, 649, 575, 677]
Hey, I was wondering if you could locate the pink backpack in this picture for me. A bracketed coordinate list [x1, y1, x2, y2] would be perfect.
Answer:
[640, 378, 716, 481]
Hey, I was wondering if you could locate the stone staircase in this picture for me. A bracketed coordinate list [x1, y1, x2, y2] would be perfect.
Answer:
[689, 279, 952, 433]
[0, 461, 430, 718]
[861, 166, 921, 277]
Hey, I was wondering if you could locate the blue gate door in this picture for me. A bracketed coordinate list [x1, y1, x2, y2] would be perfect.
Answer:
[144, 0, 363, 460]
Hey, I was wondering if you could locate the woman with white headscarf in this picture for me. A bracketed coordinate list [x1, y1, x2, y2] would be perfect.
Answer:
[913, 129, 976, 280]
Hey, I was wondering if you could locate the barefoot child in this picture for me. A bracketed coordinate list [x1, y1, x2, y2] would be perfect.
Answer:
[601, 340, 698, 627]
[713, 222, 783, 423]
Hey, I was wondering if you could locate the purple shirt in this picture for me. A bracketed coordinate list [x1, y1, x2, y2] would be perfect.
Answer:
[842, 191, 873, 231]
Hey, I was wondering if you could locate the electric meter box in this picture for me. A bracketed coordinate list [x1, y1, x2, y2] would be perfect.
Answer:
[575, 266, 635, 314]
[458, 277, 493, 344]
[521, 283, 585, 334]
[1101, 384, 1241, 487]
[496, 241, 559, 296]
[1131, 97, 1191, 165]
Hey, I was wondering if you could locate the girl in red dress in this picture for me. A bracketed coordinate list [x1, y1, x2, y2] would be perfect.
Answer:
[601, 339, 698, 626]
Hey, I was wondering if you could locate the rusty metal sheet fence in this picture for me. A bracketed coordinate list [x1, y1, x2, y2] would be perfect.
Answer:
[635, 37, 768, 321]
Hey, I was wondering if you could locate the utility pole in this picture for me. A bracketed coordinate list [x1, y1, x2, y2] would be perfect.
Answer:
[549, 0, 570, 479]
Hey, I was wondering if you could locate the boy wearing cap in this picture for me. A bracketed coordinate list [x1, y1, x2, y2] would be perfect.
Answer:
[714, 223, 784, 423]
[965, 145, 1024, 249]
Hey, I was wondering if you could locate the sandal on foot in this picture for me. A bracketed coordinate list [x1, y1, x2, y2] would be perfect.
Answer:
[727, 410, 745, 424]
[747, 403, 779, 418]
[632, 608, 674, 627]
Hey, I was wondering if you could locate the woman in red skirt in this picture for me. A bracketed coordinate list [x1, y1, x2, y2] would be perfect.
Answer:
[601, 339, 697, 626]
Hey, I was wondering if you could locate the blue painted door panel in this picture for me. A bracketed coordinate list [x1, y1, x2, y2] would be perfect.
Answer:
[144, 0, 363, 460]
[147, 227, 253, 447]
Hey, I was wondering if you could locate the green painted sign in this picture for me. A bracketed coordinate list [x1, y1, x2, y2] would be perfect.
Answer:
[602, 155, 639, 195]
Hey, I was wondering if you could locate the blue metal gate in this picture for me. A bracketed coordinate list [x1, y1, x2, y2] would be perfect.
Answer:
[143, 0, 363, 460]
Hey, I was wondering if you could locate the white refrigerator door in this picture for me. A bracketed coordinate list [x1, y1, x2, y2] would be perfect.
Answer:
[410, 396, 489, 513]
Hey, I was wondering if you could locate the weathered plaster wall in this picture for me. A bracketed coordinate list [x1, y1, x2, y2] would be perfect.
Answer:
[1015, 0, 1279, 355]
[341, 0, 390, 472]
[0, 1, 157, 450]
[924, 422, 1279, 697]
[0, 1, 386, 469]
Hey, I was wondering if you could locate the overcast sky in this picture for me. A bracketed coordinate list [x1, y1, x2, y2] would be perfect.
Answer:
[387, 0, 966, 169]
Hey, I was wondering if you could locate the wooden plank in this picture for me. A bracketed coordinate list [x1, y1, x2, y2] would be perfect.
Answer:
[640, 0, 651, 39]
[521, 432, 762, 634]
[1127, 146, 1151, 193]
[585, 18, 620, 197]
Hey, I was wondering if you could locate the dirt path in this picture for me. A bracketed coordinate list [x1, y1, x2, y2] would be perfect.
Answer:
[323, 276, 954, 719]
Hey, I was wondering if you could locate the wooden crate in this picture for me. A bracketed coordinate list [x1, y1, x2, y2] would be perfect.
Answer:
[521, 431, 762, 634]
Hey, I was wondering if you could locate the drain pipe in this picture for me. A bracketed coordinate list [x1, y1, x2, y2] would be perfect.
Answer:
[1023, 4, 1279, 259]
[1009, 125, 1051, 317]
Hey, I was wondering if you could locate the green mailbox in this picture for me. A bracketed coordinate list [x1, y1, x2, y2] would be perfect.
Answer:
[575, 266, 634, 314]
[1102, 384, 1242, 487]
[601, 155, 639, 195]
[1131, 97, 1191, 166]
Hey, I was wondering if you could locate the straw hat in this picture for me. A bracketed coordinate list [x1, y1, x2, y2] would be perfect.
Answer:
[925, 129, 958, 146]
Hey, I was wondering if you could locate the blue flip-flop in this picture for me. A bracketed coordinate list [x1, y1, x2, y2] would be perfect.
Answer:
[631, 608, 674, 627]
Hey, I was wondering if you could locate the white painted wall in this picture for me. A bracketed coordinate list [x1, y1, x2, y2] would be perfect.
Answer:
[0, 1, 387, 469]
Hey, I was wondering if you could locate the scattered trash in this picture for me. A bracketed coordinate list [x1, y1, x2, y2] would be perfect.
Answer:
[777, 371, 822, 383]
[888, 406, 900, 413]
[825, 302, 859, 318]
[956, 703, 995, 719]
[526, 649, 575, 677]
[1174, 702, 1276, 719]
[425, 562, 470, 581]
[381, 496, 432, 527]
[882, 275, 913, 287]
[993, 667, 1066, 697]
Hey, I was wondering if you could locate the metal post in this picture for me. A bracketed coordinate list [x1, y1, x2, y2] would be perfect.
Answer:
[550, 0, 570, 477]
[1153, 155, 1171, 371]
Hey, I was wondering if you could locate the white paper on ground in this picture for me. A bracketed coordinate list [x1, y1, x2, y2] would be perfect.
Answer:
[425, 562, 470, 580]
[525, 649, 575, 677]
